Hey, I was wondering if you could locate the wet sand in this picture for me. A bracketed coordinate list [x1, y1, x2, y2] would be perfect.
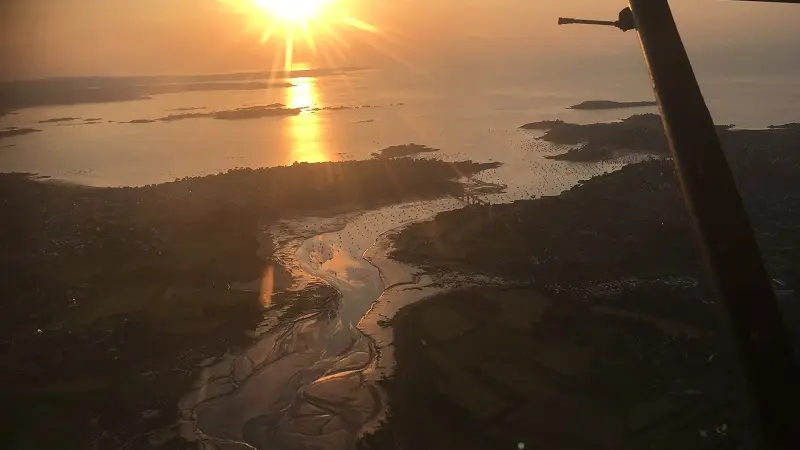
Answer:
[179, 196, 508, 450]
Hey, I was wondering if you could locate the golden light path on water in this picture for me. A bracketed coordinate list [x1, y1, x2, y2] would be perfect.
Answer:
[285, 75, 331, 164]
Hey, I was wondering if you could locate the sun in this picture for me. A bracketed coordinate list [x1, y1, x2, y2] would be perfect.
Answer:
[221, 0, 380, 70]
[253, 0, 331, 23]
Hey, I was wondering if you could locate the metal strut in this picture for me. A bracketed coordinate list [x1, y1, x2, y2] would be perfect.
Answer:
[558, 1, 798, 449]
[558, 7, 636, 31]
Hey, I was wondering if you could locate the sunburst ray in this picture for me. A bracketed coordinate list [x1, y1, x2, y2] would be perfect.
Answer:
[220, 0, 382, 71]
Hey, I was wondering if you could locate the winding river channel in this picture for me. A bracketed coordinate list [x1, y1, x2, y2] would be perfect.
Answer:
[176, 149, 650, 450]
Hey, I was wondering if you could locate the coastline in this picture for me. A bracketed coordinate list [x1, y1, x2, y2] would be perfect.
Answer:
[1, 157, 500, 450]
[4, 107, 798, 449]
[359, 116, 800, 449]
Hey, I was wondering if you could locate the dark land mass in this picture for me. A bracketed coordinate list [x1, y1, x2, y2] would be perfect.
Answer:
[310, 105, 353, 111]
[365, 287, 741, 450]
[1, 87, 154, 112]
[124, 119, 158, 124]
[84, 118, 102, 122]
[1, 158, 499, 450]
[140, 81, 294, 95]
[0, 81, 288, 112]
[372, 143, 440, 159]
[157, 113, 207, 122]
[521, 114, 738, 161]
[519, 119, 565, 130]
[130, 104, 299, 124]
[31, 67, 364, 87]
[0, 127, 40, 140]
[166, 107, 207, 112]
[0, 67, 365, 112]
[212, 105, 300, 120]
[38, 117, 80, 123]
[361, 121, 800, 450]
[769, 123, 800, 130]
[307, 103, 403, 113]
[568, 100, 657, 110]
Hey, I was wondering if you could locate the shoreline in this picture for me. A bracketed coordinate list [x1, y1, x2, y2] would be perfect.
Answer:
[5, 108, 798, 449]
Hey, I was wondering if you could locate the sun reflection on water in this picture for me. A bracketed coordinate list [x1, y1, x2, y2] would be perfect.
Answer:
[285, 76, 332, 164]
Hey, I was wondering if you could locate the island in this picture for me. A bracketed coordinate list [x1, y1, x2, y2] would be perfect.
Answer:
[167, 106, 208, 112]
[126, 104, 301, 123]
[38, 117, 80, 124]
[123, 118, 158, 124]
[0, 127, 41, 140]
[371, 143, 439, 159]
[212, 105, 301, 120]
[568, 99, 657, 110]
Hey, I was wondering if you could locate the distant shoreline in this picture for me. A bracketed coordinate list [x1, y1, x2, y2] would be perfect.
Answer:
[0, 66, 368, 113]
[567, 99, 657, 110]
[0, 127, 40, 141]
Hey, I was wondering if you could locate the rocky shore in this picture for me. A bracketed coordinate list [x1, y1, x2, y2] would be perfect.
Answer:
[1, 157, 499, 450]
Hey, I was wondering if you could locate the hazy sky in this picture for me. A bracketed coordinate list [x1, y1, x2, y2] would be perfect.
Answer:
[1, 0, 798, 80]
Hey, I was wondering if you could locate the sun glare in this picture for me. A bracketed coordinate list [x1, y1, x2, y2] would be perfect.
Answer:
[221, 0, 379, 70]
[254, 0, 331, 23]
[286, 76, 329, 163]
